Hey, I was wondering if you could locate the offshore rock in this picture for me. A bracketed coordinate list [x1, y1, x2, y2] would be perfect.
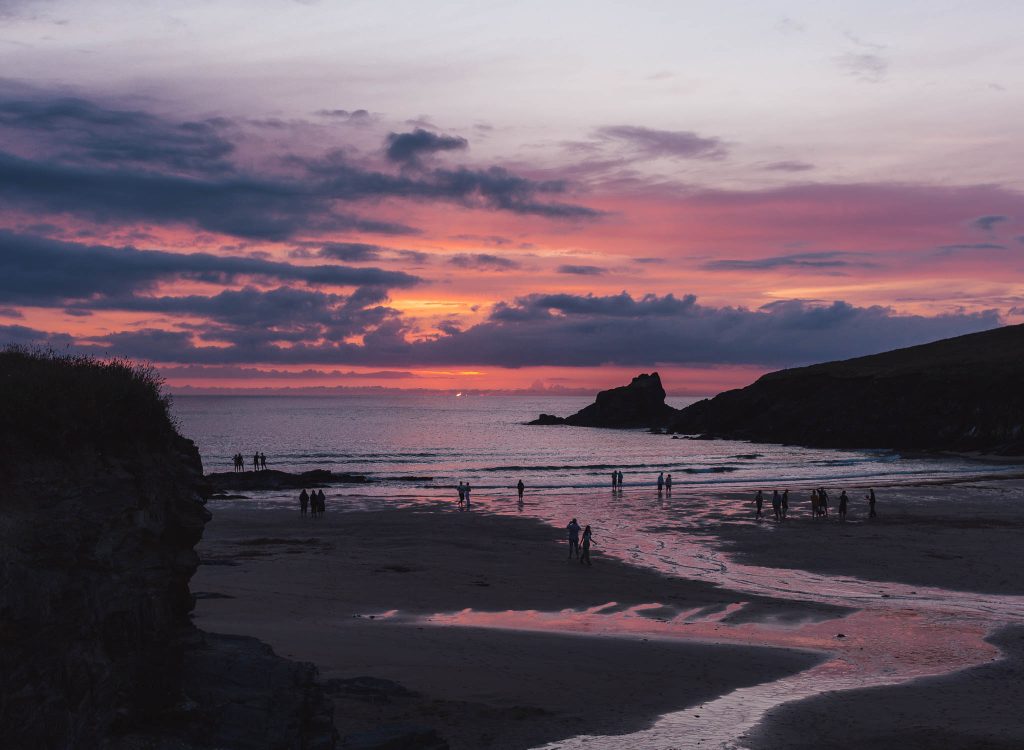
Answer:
[670, 323, 1024, 454]
[530, 373, 679, 429]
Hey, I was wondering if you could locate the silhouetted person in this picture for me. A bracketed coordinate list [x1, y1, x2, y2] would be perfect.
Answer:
[657, 472, 664, 493]
[617, 470, 624, 486]
[755, 490, 764, 518]
[566, 518, 581, 559]
[317, 489, 326, 516]
[299, 489, 309, 516]
[260, 452, 267, 470]
[665, 473, 672, 494]
[867, 488, 877, 518]
[781, 489, 789, 519]
[253, 452, 260, 472]
[611, 471, 618, 487]
[463, 482, 471, 508]
[772, 490, 781, 521]
[819, 488, 830, 516]
[517, 479, 525, 501]
[456, 481, 464, 509]
[839, 490, 849, 520]
[580, 525, 593, 566]
[811, 489, 819, 518]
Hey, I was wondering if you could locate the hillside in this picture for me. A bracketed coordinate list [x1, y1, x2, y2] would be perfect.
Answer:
[670, 324, 1024, 454]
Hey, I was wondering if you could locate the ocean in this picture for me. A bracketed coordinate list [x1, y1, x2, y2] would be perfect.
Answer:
[172, 393, 1018, 508]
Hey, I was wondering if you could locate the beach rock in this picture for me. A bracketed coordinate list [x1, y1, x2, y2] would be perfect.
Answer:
[670, 323, 1024, 454]
[529, 373, 679, 429]
[206, 468, 370, 492]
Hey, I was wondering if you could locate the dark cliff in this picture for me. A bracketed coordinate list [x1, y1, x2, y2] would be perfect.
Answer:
[0, 349, 335, 749]
[670, 324, 1024, 454]
[529, 372, 679, 428]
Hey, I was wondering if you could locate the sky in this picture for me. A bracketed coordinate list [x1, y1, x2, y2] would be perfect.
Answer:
[2, 0, 1022, 394]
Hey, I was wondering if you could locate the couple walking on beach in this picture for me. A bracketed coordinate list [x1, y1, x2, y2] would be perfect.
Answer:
[566, 518, 594, 566]
[299, 488, 326, 517]
[657, 472, 673, 494]
[457, 481, 472, 509]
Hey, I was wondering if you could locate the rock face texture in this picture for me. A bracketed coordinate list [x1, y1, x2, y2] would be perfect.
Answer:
[671, 323, 1024, 454]
[0, 350, 337, 749]
[528, 373, 679, 428]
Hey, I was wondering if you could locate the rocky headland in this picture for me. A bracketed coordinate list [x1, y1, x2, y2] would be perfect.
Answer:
[670, 323, 1024, 454]
[528, 372, 678, 428]
[0, 349, 336, 749]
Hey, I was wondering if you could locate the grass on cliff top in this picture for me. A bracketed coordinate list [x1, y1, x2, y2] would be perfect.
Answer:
[0, 346, 178, 456]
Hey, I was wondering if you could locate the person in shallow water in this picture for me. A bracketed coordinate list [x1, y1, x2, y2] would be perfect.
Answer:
[781, 489, 789, 519]
[819, 487, 830, 516]
[772, 489, 782, 521]
[463, 482, 472, 507]
[665, 473, 673, 494]
[616, 470, 624, 487]
[517, 479, 525, 501]
[754, 489, 764, 518]
[611, 470, 618, 487]
[457, 481, 465, 509]
[299, 488, 309, 516]
[839, 489, 849, 520]
[657, 472, 664, 493]
[580, 525, 594, 566]
[566, 518, 581, 559]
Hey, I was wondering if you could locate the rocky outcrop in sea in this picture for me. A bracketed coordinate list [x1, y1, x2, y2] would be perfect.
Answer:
[528, 372, 679, 428]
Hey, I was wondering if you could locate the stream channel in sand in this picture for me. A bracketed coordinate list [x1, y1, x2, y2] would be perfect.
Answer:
[366, 483, 1024, 749]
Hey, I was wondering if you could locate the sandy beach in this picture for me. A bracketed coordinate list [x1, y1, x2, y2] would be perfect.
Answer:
[192, 477, 1024, 749]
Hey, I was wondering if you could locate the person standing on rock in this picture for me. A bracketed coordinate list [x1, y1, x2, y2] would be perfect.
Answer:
[260, 452, 267, 470]
[299, 488, 309, 516]
[566, 518, 581, 559]
[580, 525, 594, 566]
[253, 452, 260, 472]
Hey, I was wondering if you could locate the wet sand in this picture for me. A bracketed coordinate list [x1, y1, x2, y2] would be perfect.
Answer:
[192, 506, 829, 749]
[697, 480, 1024, 595]
[192, 477, 1024, 749]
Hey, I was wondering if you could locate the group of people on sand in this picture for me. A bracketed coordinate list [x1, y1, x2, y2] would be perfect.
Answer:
[565, 517, 595, 566]
[232, 452, 267, 472]
[754, 487, 877, 521]
[299, 488, 326, 517]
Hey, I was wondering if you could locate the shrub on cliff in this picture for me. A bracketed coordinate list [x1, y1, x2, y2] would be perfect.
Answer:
[0, 346, 176, 457]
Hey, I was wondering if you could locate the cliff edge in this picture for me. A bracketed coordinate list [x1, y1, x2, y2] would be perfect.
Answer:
[0, 348, 335, 749]
[670, 324, 1024, 454]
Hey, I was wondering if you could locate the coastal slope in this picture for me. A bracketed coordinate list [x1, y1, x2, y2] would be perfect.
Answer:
[671, 323, 1024, 454]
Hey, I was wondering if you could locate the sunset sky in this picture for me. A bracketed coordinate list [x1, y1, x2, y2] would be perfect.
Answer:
[2, 1, 1022, 394]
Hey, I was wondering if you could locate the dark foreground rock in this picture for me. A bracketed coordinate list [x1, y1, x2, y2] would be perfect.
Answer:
[0, 349, 338, 749]
[670, 323, 1024, 454]
[207, 469, 370, 493]
[528, 372, 679, 428]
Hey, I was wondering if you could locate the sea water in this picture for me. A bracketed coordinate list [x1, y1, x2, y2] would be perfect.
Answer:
[173, 393, 1018, 502]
